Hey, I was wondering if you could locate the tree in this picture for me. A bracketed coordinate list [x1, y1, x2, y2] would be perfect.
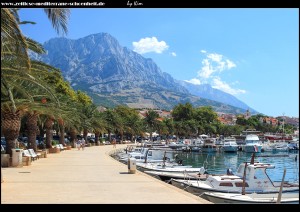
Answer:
[144, 110, 159, 141]
[1, 8, 70, 156]
[172, 103, 194, 121]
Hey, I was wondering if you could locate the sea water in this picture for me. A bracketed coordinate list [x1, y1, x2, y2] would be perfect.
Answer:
[168, 150, 299, 183]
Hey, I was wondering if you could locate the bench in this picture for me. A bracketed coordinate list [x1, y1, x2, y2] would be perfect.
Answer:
[23, 149, 37, 161]
[28, 149, 41, 159]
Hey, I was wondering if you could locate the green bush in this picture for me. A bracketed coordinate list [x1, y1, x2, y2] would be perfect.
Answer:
[37, 143, 46, 150]
[51, 140, 58, 146]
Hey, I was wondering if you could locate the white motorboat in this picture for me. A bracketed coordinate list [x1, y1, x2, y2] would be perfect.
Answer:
[144, 167, 209, 182]
[201, 138, 217, 153]
[222, 137, 238, 153]
[136, 161, 200, 173]
[243, 134, 262, 153]
[171, 154, 299, 196]
[203, 191, 299, 204]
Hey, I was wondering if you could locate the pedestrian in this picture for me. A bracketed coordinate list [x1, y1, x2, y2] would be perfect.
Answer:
[113, 138, 116, 148]
[81, 138, 85, 150]
[76, 139, 81, 150]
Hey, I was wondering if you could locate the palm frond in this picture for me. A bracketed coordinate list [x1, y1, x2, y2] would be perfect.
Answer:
[43, 8, 70, 35]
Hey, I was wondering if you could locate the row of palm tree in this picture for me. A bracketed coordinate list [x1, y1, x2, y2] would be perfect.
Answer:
[1, 8, 72, 156]
[1, 8, 169, 157]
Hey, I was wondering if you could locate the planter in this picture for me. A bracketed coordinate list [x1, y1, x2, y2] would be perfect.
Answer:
[37, 150, 47, 158]
[1, 154, 10, 167]
[22, 156, 31, 166]
[48, 147, 60, 153]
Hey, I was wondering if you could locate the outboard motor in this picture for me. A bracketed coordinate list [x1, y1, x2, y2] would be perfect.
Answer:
[227, 168, 234, 175]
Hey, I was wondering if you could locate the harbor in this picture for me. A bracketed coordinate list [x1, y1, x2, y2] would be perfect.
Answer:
[112, 141, 299, 204]
[1, 144, 210, 204]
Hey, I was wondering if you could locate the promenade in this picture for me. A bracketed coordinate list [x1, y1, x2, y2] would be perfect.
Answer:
[1, 144, 211, 204]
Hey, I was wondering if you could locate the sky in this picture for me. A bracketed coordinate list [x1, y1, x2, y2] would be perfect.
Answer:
[18, 8, 299, 118]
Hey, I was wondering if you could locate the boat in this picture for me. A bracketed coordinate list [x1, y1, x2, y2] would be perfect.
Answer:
[136, 161, 201, 173]
[144, 169, 208, 182]
[243, 134, 263, 153]
[203, 191, 299, 204]
[191, 146, 201, 152]
[201, 138, 217, 153]
[222, 137, 238, 153]
[118, 148, 174, 163]
[171, 154, 299, 196]
[264, 117, 293, 142]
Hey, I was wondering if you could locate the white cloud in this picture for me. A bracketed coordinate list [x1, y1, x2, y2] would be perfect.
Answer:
[189, 50, 245, 96]
[184, 78, 201, 85]
[171, 52, 177, 57]
[226, 59, 236, 69]
[212, 77, 246, 95]
[198, 59, 214, 79]
[196, 52, 237, 80]
[207, 53, 223, 63]
[132, 37, 169, 54]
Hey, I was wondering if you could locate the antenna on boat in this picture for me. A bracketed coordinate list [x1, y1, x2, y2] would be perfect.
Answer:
[241, 162, 248, 195]
[276, 168, 286, 204]
[144, 148, 150, 163]
[162, 151, 166, 168]
[250, 153, 255, 164]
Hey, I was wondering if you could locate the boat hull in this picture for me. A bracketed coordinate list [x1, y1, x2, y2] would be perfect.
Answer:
[243, 145, 262, 153]
[170, 179, 299, 199]
[204, 192, 299, 204]
[223, 146, 238, 153]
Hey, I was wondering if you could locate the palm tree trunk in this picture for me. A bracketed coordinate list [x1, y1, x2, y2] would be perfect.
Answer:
[94, 131, 100, 144]
[83, 128, 88, 144]
[108, 130, 111, 142]
[2, 110, 21, 156]
[26, 112, 38, 151]
[59, 124, 65, 145]
[45, 117, 54, 148]
[70, 128, 76, 147]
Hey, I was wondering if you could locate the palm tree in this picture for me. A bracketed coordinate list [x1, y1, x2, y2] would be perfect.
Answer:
[91, 110, 106, 145]
[102, 109, 121, 142]
[1, 8, 70, 156]
[144, 110, 159, 141]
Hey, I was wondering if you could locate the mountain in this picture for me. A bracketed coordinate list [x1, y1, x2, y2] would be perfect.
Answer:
[36, 32, 253, 114]
[178, 81, 257, 114]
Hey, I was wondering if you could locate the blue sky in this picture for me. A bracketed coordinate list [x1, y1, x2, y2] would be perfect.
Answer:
[19, 8, 299, 118]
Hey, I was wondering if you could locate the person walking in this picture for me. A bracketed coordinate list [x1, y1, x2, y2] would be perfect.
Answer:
[112, 138, 116, 148]
[81, 138, 85, 150]
[76, 139, 81, 150]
